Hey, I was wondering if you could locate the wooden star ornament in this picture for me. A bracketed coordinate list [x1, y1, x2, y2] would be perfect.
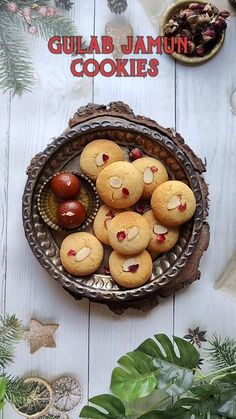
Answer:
[24, 318, 59, 354]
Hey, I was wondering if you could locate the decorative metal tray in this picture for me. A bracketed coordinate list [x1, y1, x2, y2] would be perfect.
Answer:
[23, 102, 209, 313]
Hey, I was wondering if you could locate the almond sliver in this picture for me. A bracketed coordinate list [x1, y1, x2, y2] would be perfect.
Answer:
[123, 258, 137, 272]
[127, 227, 139, 241]
[76, 247, 91, 262]
[167, 196, 181, 210]
[109, 176, 122, 188]
[96, 153, 105, 167]
[153, 224, 168, 235]
[143, 167, 154, 184]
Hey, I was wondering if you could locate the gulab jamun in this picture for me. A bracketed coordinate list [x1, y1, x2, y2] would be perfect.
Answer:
[51, 173, 81, 200]
[57, 200, 86, 229]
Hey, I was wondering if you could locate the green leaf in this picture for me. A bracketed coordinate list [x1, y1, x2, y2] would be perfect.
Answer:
[0, 376, 6, 401]
[0, 12, 34, 95]
[110, 351, 157, 402]
[80, 394, 126, 418]
[137, 334, 199, 396]
[217, 389, 236, 418]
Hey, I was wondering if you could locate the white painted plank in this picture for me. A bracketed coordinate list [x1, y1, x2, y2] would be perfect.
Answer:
[174, 19, 236, 339]
[88, 0, 175, 400]
[4, 1, 94, 418]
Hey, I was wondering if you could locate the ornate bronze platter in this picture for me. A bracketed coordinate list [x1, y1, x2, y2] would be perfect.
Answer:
[23, 102, 209, 313]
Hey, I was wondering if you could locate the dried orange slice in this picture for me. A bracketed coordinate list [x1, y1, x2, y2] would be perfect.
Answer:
[52, 376, 82, 412]
[14, 377, 52, 418]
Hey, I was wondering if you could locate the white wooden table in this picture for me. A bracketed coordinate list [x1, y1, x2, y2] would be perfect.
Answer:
[1, 1, 236, 417]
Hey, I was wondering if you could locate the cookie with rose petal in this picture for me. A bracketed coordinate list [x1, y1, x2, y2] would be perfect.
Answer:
[107, 211, 150, 255]
[60, 232, 103, 276]
[143, 210, 179, 253]
[96, 161, 144, 209]
[132, 156, 168, 199]
[109, 250, 152, 288]
[80, 139, 125, 181]
[151, 180, 196, 226]
[93, 204, 124, 246]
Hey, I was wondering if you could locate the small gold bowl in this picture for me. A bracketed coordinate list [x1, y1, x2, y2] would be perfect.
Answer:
[37, 171, 99, 232]
[160, 0, 225, 65]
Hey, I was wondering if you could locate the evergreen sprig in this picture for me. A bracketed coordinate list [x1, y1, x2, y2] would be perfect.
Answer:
[33, 15, 77, 39]
[0, 314, 23, 368]
[0, 11, 35, 95]
[207, 333, 236, 370]
[4, 375, 33, 406]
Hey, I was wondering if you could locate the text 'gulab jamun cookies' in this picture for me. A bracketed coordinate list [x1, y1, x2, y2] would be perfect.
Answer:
[151, 180, 196, 226]
[96, 161, 144, 208]
[60, 232, 104, 276]
[132, 157, 168, 199]
[143, 210, 179, 253]
[93, 204, 123, 245]
[109, 250, 152, 288]
[107, 211, 151, 255]
[80, 139, 125, 181]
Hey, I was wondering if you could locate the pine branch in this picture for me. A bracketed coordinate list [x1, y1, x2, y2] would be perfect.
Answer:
[5, 375, 33, 406]
[207, 333, 236, 370]
[34, 15, 77, 39]
[0, 315, 23, 369]
[0, 12, 35, 95]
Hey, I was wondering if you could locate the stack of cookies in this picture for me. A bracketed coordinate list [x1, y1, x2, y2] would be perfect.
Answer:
[60, 139, 197, 289]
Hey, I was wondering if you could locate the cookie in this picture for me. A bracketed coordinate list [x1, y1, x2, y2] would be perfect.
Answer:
[132, 157, 168, 199]
[96, 161, 144, 209]
[107, 211, 151, 255]
[93, 204, 123, 246]
[80, 139, 125, 181]
[60, 232, 103, 276]
[151, 180, 196, 226]
[143, 210, 179, 253]
[109, 250, 152, 288]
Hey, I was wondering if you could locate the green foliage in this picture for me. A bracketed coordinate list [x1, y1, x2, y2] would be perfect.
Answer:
[80, 395, 126, 418]
[0, 314, 23, 368]
[0, 12, 35, 95]
[207, 334, 236, 370]
[80, 332, 236, 419]
[5, 375, 33, 406]
[110, 352, 157, 402]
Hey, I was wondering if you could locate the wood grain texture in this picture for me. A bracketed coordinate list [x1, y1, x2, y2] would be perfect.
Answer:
[174, 18, 236, 338]
[88, 0, 175, 398]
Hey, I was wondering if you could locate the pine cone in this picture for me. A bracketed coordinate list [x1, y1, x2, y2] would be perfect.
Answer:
[55, 0, 74, 11]
[107, 0, 128, 14]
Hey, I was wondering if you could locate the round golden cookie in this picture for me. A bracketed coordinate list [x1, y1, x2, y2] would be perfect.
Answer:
[107, 211, 151, 255]
[109, 250, 152, 289]
[60, 232, 103, 276]
[132, 157, 168, 199]
[96, 161, 144, 209]
[93, 204, 123, 246]
[151, 180, 196, 226]
[80, 139, 125, 181]
[143, 210, 179, 253]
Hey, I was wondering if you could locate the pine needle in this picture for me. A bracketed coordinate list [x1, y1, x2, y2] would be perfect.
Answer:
[5, 375, 33, 406]
[34, 15, 78, 39]
[0, 315, 23, 369]
[207, 333, 236, 370]
[0, 12, 35, 95]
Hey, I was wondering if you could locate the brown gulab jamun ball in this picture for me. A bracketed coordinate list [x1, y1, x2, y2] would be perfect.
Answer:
[57, 200, 86, 229]
[51, 172, 81, 200]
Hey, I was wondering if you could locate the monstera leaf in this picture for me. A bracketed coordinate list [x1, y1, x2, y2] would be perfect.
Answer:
[79, 394, 126, 418]
[217, 388, 236, 418]
[110, 351, 157, 402]
[136, 334, 199, 396]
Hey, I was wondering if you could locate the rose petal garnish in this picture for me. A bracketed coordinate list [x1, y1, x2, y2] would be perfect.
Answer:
[103, 265, 111, 274]
[122, 187, 129, 196]
[103, 153, 109, 162]
[178, 203, 187, 212]
[128, 264, 139, 273]
[151, 166, 158, 173]
[67, 249, 76, 256]
[117, 231, 126, 241]
[106, 210, 115, 218]
[156, 234, 166, 242]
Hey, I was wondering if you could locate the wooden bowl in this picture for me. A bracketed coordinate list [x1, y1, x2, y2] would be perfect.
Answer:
[160, 0, 225, 65]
